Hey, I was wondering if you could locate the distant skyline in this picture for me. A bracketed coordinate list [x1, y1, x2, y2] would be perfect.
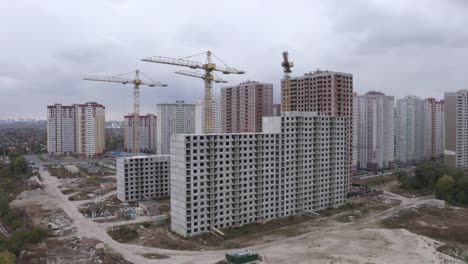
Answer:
[1, 0, 468, 120]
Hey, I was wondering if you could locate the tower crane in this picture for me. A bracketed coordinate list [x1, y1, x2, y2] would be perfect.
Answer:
[83, 70, 167, 153]
[281, 51, 294, 112]
[282, 51, 294, 79]
[142, 51, 244, 133]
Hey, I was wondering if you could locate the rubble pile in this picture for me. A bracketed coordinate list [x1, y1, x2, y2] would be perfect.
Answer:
[18, 237, 132, 264]
[46, 212, 75, 236]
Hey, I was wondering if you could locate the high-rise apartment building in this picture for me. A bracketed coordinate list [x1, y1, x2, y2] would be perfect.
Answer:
[47, 102, 105, 157]
[124, 114, 157, 153]
[426, 98, 445, 160]
[352, 93, 358, 175]
[281, 70, 353, 116]
[47, 104, 77, 155]
[281, 69, 353, 184]
[221, 81, 273, 133]
[195, 97, 221, 134]
[357, 91, 394, 170]
[171, 112, 348, 237]
[272, 104, 281, 116]
[117, 155, 170, 202]
[156, 101, 196, 155]
[444, 90, 468, 167]
[395, 96, 432, 165]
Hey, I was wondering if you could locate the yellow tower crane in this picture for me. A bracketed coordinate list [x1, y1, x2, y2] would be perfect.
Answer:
[142, 51, 245, 133]
[83, 70, 167, 153]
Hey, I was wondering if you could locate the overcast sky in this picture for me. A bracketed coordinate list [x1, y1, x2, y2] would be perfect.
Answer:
[1, 0, 468, 120]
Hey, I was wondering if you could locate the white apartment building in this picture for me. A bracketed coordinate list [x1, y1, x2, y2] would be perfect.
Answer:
[352, 93, 358, 175]
[170, 112, 348, 237]
[195, 97, 221, 134]
[395, 96, 432, 165]
[47, 102, 105, 157]
[156, 101, 196, 155]
[117, 155, 170, 202]
[124, 114, 157, 153]
[357, 91, 394, 170]
[445, 90, 468, 168]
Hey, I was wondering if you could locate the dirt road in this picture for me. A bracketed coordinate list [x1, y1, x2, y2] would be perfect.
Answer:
[32, 158, 462, 264]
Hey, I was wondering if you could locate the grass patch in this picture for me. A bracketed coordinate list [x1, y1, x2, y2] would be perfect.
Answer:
[354, 174, 399, 187]
[108, 226, 139, 243]
[320, 201, 366, 217]
[381, 206, 468, 246]
[221, 215, 310, 240]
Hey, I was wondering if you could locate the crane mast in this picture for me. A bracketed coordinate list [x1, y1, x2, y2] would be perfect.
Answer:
[83, 70, 167, 153]
[142, 51, 244, 133]
[133, 70, 140, 154]
[281, 51, 294, 112]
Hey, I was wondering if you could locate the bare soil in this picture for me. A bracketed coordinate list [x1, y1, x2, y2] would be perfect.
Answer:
[381, 205, 468, 261]
[118, 196, 398, 251]
[17, 237, 132, 264]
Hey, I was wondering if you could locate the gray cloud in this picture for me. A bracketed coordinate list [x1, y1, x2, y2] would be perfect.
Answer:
[1, 0, 468, 119]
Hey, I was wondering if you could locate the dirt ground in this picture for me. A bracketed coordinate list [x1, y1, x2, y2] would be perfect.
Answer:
[9, 179, 131, 264]
[57, 176, 116, 201]
[380, 204, 468, 261]
[117, 195, 399, 251]
[18, 157, 465, 264]
[17, 237, 132, 264]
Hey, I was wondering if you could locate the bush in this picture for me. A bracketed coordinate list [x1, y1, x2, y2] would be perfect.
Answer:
[0, 251, 15, 264]
[399, 161, 468, 206]
[109, 226, 139, 242]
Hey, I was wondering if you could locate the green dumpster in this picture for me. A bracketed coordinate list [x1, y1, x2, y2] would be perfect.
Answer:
[226, 250, 259, 264]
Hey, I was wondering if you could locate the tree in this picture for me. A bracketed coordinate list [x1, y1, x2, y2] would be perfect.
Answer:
[435, 175, 455, 202]
[455, 176, 468, 205]
[0, 251, 15, 264]
[0, 193, 9, 217]
[397, 171, 411, 189]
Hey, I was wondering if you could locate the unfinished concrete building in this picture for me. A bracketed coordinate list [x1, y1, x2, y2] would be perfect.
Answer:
[117, 155, 170, 202]
[170, 112, 348, 237]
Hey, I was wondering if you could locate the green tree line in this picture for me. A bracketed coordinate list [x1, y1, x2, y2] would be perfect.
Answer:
[0, 156, 48, 260]
[398, 161, 468, 205]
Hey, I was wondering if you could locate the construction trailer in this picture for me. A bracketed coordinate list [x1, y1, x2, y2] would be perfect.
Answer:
[225, 250, 259, 264]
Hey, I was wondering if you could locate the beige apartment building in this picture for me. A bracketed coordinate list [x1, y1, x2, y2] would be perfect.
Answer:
[221, 81, 273, 133]
[124, 114, 157, 153]
[426, 98, 445, 160]
[47, 102, 105, 157]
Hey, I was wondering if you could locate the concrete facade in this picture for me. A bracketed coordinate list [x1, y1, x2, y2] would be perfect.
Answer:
[352, 92, 358, 175]
[445, 90, 468, 168]
[124, 114, 157, 153]
[272, 104, 281, 116]
[395, 96, 432, 165]
[195, 97, 221, 134]
[156, 101, 195, 155]
[281, 70, 354, 187]
[221, 81, 273, 133]
[47, 102, 105, 157]
[170, 112, 348, 237]
[426, 98, 445, 159]
[357, 91, 394, 170]
[117, 155, 170, 202]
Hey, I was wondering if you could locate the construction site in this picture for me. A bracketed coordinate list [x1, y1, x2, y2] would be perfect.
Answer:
[6, 154, 465, 263]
